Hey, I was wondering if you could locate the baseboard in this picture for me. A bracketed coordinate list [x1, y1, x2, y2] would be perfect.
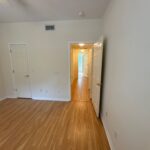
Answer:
[7, 96, 17, 99]
[0, 97, 7, 101]
[101, 116, 115, 150]
[4, 96, 71, 102]
[32, 97, 70, 102]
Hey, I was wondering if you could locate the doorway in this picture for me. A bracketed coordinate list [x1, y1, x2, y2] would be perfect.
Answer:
[70, 43, 93, 102]
[9, 44, 32, 98]
[70, 40, 104, 117]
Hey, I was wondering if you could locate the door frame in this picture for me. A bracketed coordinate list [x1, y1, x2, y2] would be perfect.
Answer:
[8, 43, 32, 99]
[68, 41, 95, 101]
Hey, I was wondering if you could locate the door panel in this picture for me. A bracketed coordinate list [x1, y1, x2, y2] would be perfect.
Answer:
[10, 44, 31, 98]
[92, 41, 103, 117]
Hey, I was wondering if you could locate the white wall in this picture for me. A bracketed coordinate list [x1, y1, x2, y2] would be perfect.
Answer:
[0, 46, 5, 100]
[0, 65, 5, 100]
[0, 25, 5, 100]
[102, 0, 150, 150]
[0, 19, 102, 100]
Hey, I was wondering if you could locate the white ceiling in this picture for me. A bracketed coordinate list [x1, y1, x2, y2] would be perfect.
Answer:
[0, 0, 110, 22]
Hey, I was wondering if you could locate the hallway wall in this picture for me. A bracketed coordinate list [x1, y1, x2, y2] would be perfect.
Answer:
[71, 49, 79, 84]
[102, 0, 150, 150]
[82, 50, 89, 77]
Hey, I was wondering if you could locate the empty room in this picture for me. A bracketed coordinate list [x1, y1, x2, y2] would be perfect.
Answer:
[0, 0, 150, 150]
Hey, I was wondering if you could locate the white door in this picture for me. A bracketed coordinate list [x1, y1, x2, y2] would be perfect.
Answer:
[92, 40, 103, 117]
[10, 44, 31, 98]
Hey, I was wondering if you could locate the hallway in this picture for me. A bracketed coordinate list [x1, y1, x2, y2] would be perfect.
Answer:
[72, 77, 90, 102]
[70, 76, 110, 149]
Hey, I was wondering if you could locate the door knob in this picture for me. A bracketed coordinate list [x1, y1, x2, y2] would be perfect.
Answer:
[96, 83, 101, 86]
[25, 75, 30, 78]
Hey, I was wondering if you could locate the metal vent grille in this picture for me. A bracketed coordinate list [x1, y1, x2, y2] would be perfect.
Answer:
[45, 25, 55, 31]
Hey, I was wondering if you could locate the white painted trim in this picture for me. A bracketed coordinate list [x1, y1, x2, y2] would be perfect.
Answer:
[0, 97, 6, 101]
[101, 116, 115, 150]
[8, 43, 27, 45]
[32, 97, 70, 102]
[4, 96, 70, 102]
[6, 96, 17, 99]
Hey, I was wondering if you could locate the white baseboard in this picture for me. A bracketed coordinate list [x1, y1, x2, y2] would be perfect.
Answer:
[32, 97, 70, 102]
[6, 95, 17, 99]
[101, 116, 115, 150]
[5, 96, 71, 102]
[0, 97, 7, 101]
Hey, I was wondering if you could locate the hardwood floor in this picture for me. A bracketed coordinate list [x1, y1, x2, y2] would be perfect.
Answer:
[72, 77, 90, 102]
[0, 77, 110, 150]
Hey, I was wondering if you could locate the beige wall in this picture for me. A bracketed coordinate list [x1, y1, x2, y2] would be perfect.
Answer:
[102, 0, 150, 150]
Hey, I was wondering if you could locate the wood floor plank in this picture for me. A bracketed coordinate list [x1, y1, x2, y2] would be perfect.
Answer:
[0, 100, 110, 150]
[72, 77, 90, 102]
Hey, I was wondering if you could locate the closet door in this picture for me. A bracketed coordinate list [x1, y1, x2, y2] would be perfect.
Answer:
[10, 44, 31, 98]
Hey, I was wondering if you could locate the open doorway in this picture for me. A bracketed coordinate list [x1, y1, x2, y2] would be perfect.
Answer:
[70, 39, 104, 117]
[70, 43, 93, 102]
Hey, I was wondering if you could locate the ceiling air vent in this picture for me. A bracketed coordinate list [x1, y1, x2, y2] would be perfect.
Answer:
[45, 25, 55, 31]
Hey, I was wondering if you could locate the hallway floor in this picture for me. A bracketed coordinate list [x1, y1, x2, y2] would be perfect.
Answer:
[72, 77, 90, 102]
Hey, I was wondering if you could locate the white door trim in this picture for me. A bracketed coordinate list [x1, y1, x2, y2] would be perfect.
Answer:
[8, 43, 33, 99]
